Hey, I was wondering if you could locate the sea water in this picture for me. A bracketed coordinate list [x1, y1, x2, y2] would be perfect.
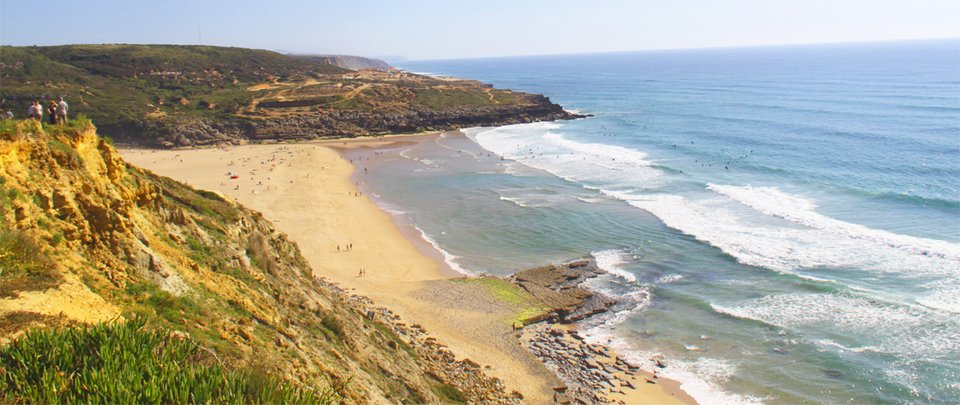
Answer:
[358, 40, 959, 403]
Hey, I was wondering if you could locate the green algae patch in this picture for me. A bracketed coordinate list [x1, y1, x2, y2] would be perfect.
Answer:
[453, 276, 552, 327]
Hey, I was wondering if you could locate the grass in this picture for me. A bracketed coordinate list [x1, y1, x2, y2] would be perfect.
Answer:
[0, 45, 346, 131]
[126, 282, 204, 326]
[47, 138, 85, 169]
[320, 314, 345, 341]
[0, 229, 62, 298]
[364, 317, 418, 359]
[0, 317, 341, 404]
[0, 312, 72, 337]
[412, 88, 493, 110]
[452, 277, 551, 326]
[431, 382, 467, 404]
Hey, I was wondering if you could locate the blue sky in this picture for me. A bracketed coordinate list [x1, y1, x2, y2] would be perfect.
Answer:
[1, 0, 958, 60]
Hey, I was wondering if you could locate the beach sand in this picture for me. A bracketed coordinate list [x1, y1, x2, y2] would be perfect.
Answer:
[121, 136, 690, 404]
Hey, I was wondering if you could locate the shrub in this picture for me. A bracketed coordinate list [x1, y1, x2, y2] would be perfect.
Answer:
[0, 229, 61, 297]
[431, 382, 467, 404]
[0, 317, 341, 404]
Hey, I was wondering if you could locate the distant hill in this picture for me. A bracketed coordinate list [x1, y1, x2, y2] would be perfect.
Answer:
[298, 54, 392, 70]
[0, 44, 579, 148]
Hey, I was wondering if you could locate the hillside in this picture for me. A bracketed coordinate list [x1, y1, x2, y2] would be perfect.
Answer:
[299, 54, 393, 70]
[0, 119, 520, 403]
[0, 45, 580, 148]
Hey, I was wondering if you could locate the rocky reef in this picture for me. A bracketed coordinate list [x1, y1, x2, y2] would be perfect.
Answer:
[507, 259, 680, 404]
[509, 259, 619, 324]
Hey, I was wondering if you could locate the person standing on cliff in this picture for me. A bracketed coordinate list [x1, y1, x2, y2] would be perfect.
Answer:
[27, 101, 40, 120]
[57, 97, 68, 125]
[46, 101, 58, 125]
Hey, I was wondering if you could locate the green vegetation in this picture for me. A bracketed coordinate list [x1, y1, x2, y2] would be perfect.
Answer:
[452, 277, 551, 326]
[0, 45, 348, 135]
[412, 88, 492, 110]
[364, 317, 418, 359]
[1, 44, 554, 147]
[0, 229, 61, 298]
[126, 282, 204, 325]
[430, 381, 467, 404]
[0, 317, 340, 404]
[320, 314, 345, 341]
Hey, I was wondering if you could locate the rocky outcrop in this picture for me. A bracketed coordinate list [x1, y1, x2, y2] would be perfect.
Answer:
[510, 260, 674, 404]
[509, 259, 618, 324]
[107, 99, 581, 148]
[522, 324, 654, 405]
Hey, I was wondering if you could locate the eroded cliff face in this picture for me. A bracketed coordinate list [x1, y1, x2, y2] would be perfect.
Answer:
[0, 120, 519, 403]
[109, 96, 579, 148]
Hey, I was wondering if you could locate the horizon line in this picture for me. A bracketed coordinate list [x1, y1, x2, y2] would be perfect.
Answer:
[2, 36, 957, 63]
[404, 36, 960, 62]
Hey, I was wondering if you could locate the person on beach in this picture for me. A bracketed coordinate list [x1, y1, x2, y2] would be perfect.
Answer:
[56, 97, 68, 124]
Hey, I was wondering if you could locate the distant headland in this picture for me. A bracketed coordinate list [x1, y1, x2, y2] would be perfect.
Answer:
[0, 44, 583, 148]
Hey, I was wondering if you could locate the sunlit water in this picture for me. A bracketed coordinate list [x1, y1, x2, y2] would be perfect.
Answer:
[350, 40, 959, 404]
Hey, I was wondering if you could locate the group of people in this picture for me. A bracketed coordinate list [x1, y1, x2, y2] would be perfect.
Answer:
[24, 97, 69, 125]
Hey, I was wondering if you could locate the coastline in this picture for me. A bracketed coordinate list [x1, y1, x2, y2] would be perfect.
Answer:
[120, 132, 694, 404]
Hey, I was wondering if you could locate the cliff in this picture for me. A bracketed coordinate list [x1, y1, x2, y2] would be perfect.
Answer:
[0, 119, 520, 403]
[298, 54, 393, 70]
[0, 45, 582, 148]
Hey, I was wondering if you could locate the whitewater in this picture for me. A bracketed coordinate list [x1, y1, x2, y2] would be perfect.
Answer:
[378, 40, 960, 403]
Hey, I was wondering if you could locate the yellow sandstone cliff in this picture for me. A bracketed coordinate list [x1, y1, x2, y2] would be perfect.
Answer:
[0, 119, 519, 403]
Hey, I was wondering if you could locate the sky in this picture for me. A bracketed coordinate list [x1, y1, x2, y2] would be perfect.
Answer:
[1, 0, 958, 60]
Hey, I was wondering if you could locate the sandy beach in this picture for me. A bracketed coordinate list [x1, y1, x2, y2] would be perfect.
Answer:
[121, 135, 692, 404]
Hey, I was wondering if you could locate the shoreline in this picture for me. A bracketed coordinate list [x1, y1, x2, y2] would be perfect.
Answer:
[120, 131, 695, 404]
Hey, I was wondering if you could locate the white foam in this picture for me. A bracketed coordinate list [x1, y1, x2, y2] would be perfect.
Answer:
[916, 284, 960, 314]
[575, 196, 606, 204]
[496, 187, 568, 209]
[398, 148, 440, 168]
[498, 195, 529, 208]
[711, 293, 960, 360]
[656, 274, 684, 284]
[625, 191, 960, 314]
[467, 123, 663, 191]
[468, 123, 959, 292]
[592, 249, 638, 283]
[434, 135, 481, 160]
[412, 224, 472, 276]
[707, 184, 960, 269]
[583, 330, 766, 405]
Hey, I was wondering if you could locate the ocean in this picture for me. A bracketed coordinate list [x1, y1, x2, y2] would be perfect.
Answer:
[358, 40, 959, 403]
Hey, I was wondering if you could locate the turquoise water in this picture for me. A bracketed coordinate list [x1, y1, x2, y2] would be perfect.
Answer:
[357, 40, 959, 403]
